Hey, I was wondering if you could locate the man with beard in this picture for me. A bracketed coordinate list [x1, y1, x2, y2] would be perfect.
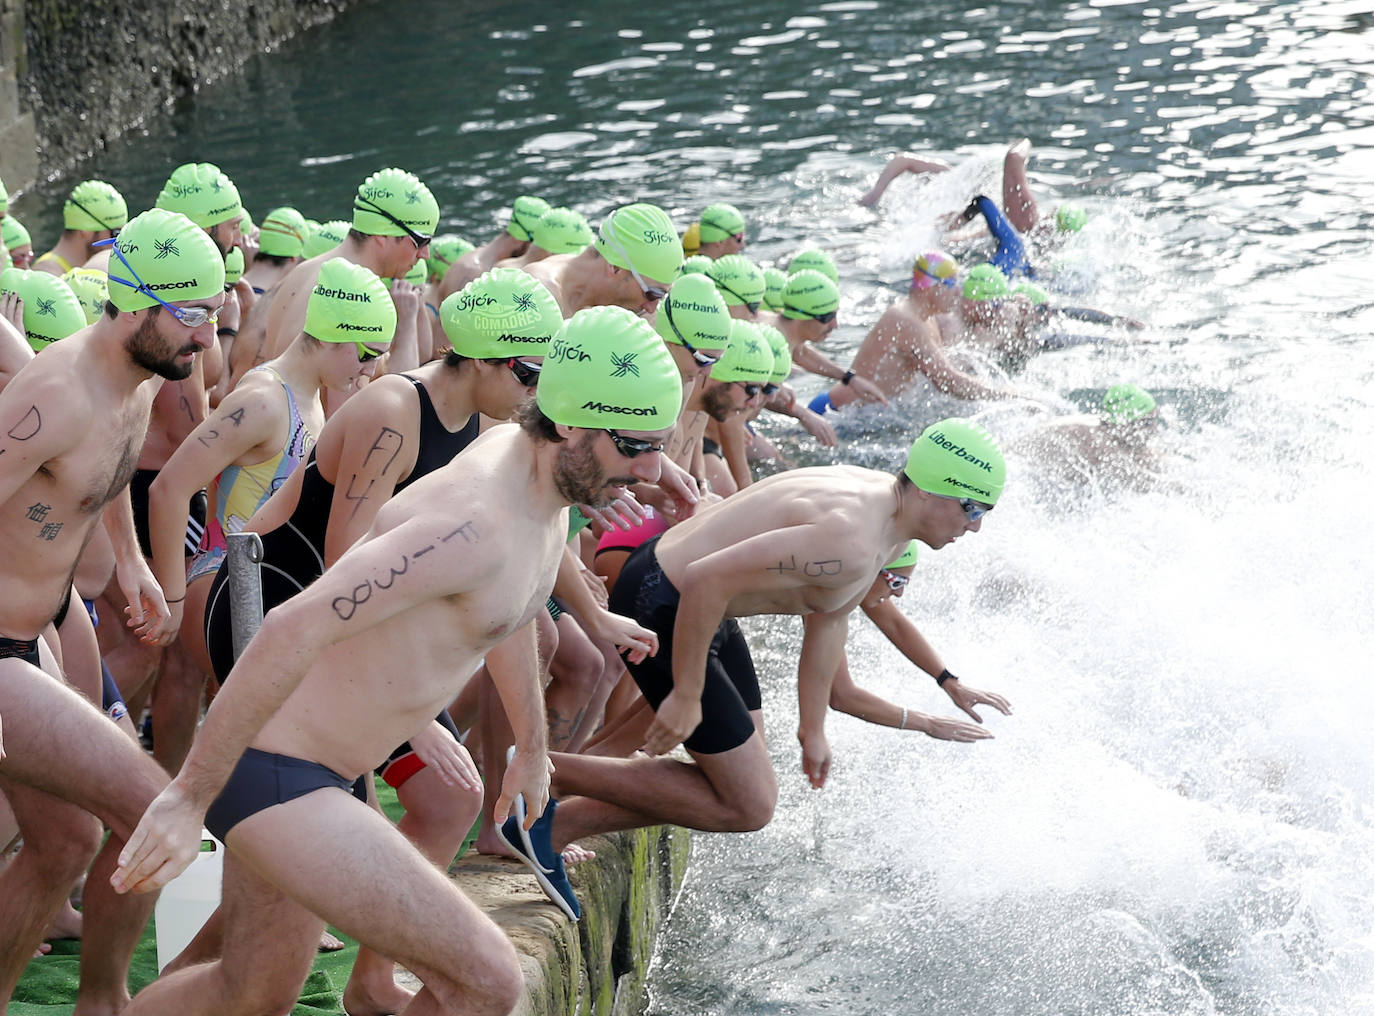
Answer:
[0, 208, 224, 1012]
[697, 318, 773, 496]
[110, 305, 683, 1011]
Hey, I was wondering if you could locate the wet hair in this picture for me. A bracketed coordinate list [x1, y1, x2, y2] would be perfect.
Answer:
[516, 399, 564, 443]
[104, 299, 161, 321]
[252, 252, 293, 267]
[444, 350, 472, 369]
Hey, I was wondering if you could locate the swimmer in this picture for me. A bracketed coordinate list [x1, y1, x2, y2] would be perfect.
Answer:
[535, 418, 1007, 873]
[786, 246, 840, 285]
[437, 194, 549, 300]
[144, 260, 395, 771]
[759, 268, 887, 405]
[705, 253, 767, 322]
[0, 208, 221, 1013]
[696, 202, 748, 259]
[223, 206, 309, 391]
[2, 217, 32, 269]
[526, 201, 681, 319]
[1013, 383, 1162, 490]
[698, 318, 774, 495]
[32, 179, 128, 276]
[857, 154, 954, 208]
[263, 167, 437, 373]
[110, 306, 685, 1007]
[817, 250, 1018, 412]
[497, 206, 593, 270]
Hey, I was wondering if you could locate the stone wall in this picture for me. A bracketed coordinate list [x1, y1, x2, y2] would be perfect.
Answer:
[0, 0, 37, 191]
[455, 825, 691, 1015]
[4, 0, 370, 188]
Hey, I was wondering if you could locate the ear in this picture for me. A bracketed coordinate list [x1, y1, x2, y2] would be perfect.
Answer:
[555, 422, 578, 441]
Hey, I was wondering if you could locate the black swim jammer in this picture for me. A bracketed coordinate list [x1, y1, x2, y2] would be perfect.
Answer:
[607, 536, 761, 755]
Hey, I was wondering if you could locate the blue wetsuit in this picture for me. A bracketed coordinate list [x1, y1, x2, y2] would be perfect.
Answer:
[972, 195, 1034, 279]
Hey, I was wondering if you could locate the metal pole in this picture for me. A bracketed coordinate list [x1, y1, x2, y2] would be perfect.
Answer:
[225, 531, 265, 661]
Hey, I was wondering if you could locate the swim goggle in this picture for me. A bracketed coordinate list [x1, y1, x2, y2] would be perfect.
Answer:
[915, 264, 958, 288]
[879, 569, 909, 593]
[714, 279, 761, 314]
[932, 492, 993, 521]
[483, 356, 541, 388]
[604, 429, 663, 458]
[662, 301, 721, 367]
[96, 237, 222, 328]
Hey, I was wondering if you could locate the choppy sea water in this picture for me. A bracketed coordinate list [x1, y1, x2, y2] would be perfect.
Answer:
[17, 1, 1374, 1012]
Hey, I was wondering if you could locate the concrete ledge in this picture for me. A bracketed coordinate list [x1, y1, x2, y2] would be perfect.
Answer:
[452, 825, 690, 1016]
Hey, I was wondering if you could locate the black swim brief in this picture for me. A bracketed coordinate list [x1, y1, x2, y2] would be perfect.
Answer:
[608, 537, 761, 755]
[130, 469, 209, 559]
[205, 747, 370, 841]
[0, 635, 41, 667]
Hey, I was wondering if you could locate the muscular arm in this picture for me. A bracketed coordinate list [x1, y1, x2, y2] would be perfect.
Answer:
[797, 610, 849, 787]
[717, 412, 753, 492]
[858, 154, 952, 208]
[862, 596, 944, 676]
[483, 620, 551, 825]
[324, 399, 412, 565]
[912, 326, 1017, 402]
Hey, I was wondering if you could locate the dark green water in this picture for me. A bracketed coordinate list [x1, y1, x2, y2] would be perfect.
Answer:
[15, 1, 1374, 1013]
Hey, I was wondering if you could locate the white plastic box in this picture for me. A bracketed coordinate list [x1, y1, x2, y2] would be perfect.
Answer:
[153, 829, 223, 971]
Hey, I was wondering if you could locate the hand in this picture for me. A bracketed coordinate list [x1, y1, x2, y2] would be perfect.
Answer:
[942, 678, 1013, 724]
[641, 689, 701, 757]
[578, 567, 609, 610]
[115, 557, 174, 645]
[850, 374, 890, 406]
[1123, 317, 1146, 331]
[578, 487, 646, 533]
[409, 721, 480, 792]
[389, 279, 423, 319]
[588, 607, 658, 665]
[0, 290, 23, 332]
[907, 709, 995, 743]
[238, 230, 259, 263]
[111, 783, 205, 894]
[653, 458, 700, 522]
[795, 407, 837, 448]
[233, 278, 257, 315]
[493, 746, 553, 829]
[798, 728, 832, 789]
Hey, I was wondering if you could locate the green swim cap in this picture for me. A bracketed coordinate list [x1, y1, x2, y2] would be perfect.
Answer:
[257, 206, 308, 258]
[1, 268, 87, 350]
[305, 259, 396, 346]
[1101, 383, 1156, 424]
[401, 261, 427, 286]
[303, 219, 350, 259]
[762, 267, 787, 312]
[698, 202, 745, 244]
[707, 254, 766, 308]
[1056, 203, 1088, 233]
[63, 180, 128, 232]
[1, 216, 30, 252]
[1011, 281, 1048, 305]
[155, 163, 243, 229]
[238, 208, 254, 239]
[782, 269, 839, 320]
[0, 177, 7, 216]
[440, 266, 563, 359]
[654, 273, 731, 351]
[62, 267, 109, 325]
[537, 305, 682, 429]
[595, 203, 683, 285]
[884, 540, 919, 570]
[679, 254, 713, 277]
[224, 247, 245, 287]
[757, 322, 791, 385]
[963, 264, 1010, 302]
[710, 319, 774, 384]
[107, 208, 226, 313]
[507, 195, 551, 242]
[788, 247, 839, 285]
[353, 168, 440, 239]
[532, 207, 593, 255]
[427, 235, 474, 281]
[904, 418, 1006, 506]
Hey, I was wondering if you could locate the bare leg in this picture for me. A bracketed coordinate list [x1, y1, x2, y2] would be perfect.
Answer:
[0, 654, 168, 1015]
[126, 790, 522, 1016]
[580, 696, 653, 758]
[1003, 138, 1039, 233]
[545, 612, 604, 752]
[344, 768, 482, 1016]
[151, 577, 215, 774]
[551, 714, 777, 850]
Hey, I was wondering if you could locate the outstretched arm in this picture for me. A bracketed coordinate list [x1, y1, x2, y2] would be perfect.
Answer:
[859, 154, 952, 208]
[828, 652, 992, 740]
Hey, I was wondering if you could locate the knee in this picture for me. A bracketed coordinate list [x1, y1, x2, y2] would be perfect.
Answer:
[21, 811, 103, 881]
[229, 973, 307, 1016]
[427, 933, 523, 1016]
[721, 774, 777, 833]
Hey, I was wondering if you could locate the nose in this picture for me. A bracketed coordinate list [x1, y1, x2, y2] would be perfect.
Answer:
[192, 320, 216, 349]
[631, 450, 663, 484]
[359, 358, 381, 380]
[967, 516, 983, 534]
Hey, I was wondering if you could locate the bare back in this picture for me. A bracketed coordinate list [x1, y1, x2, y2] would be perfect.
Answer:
[653, 465, 907, 620]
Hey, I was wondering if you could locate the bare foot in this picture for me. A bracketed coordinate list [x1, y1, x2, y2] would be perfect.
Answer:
[342, 979, 415, 1016]
[562, 842, 596, 867]
[473, 827, 517, 860]
[33, 942, 52, 958]
[319, 930, 346, 952]
[45, 900, 83, 941]
[1009, 137, 1032, 160]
